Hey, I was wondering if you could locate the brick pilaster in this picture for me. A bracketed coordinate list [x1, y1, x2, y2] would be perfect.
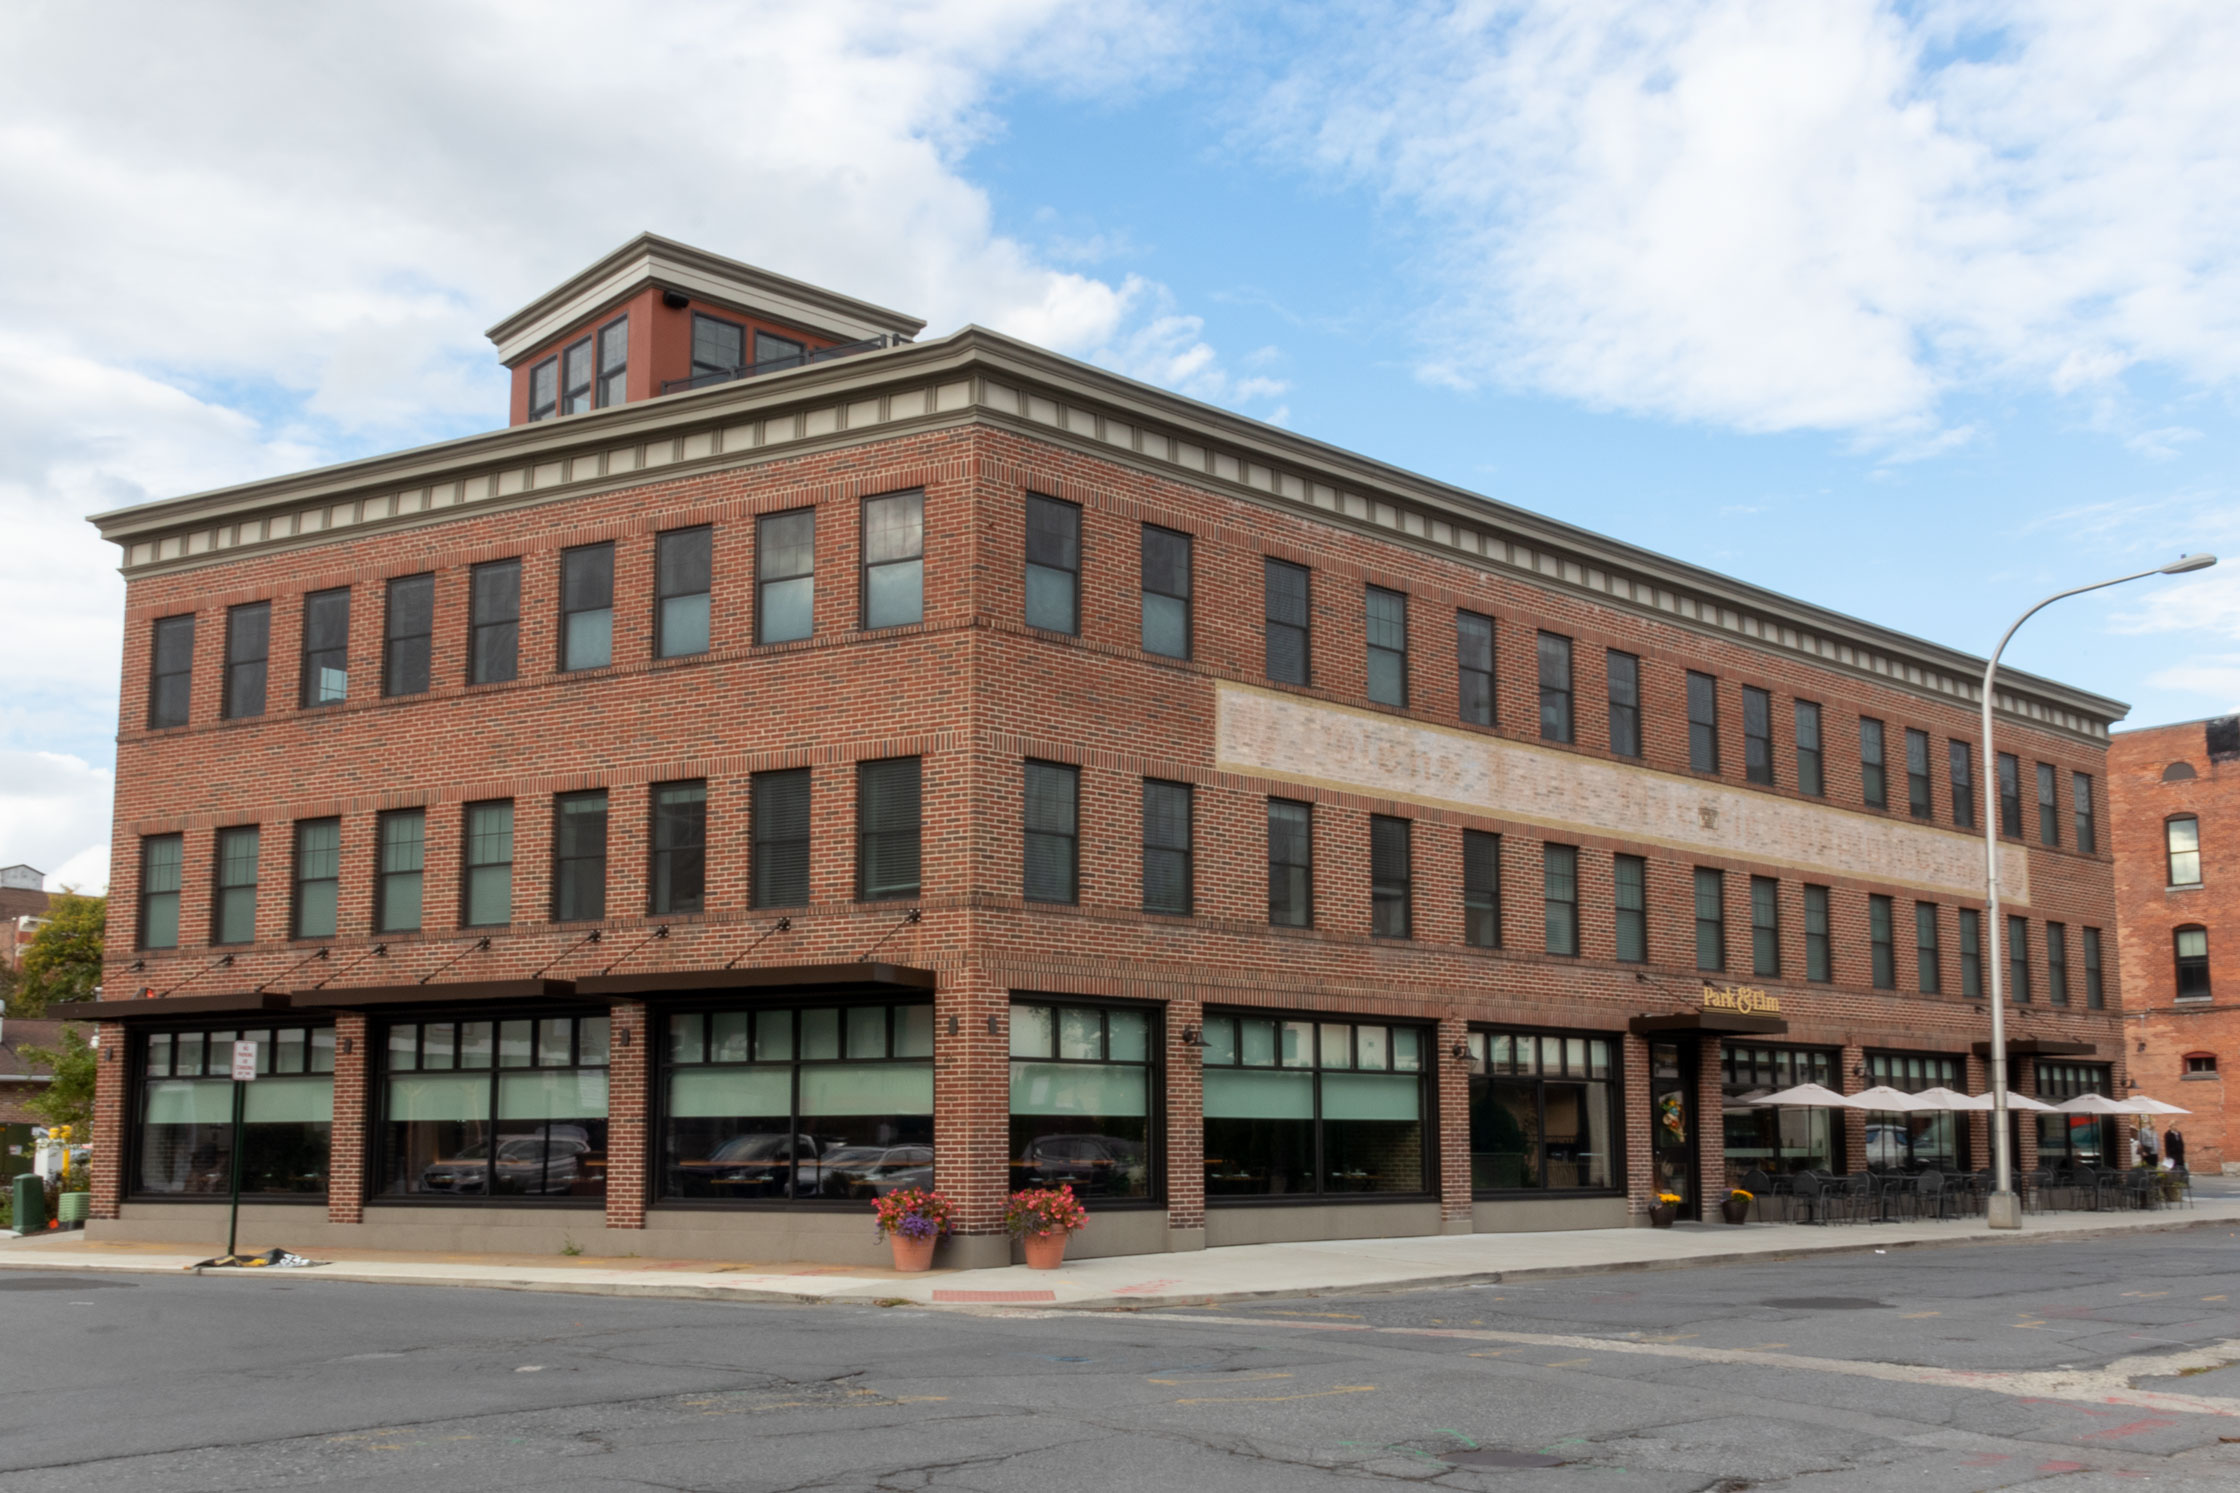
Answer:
[1165, 994, 1205, 1235]
[327, 1011, 368, 1223]
[1840, 1042, 1869, 1173]
[604, 1001, 648, 1228]
[1437, 1013, 1474, 1226]
[934, 968, 1009, 1256]
[1697, 1035, 1726, 1206]
[90, 1020, 127, 1220]
[1623, 1031, 1653, 1218]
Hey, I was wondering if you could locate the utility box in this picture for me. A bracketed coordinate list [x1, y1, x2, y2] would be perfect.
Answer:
[11, 1173, 44, 1235]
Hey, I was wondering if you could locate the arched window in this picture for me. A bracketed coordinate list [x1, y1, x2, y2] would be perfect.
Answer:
[2163, 761, 2198, 782]
[2174, 925, 2211, 1000]
[2167, 816, 2203, 886]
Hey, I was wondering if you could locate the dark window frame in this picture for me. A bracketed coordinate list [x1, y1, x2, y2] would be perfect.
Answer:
[148, 614, 196, 729]
[138, 833, 184, 950]
[1742, 685, 1772, 785]
[559, 542, 616, 673]
[2083, 926, 2105, 1009]
[690, 312, 744, 380]
[1023, 760, 1081, 906]
[861, 490, 926, 632]
[1860, 717, 1887, 809]
[1544, 843, 1580, 957]
[1467, 1025, 1625, 1198]
[1686, 672, 1720, 774]
[1915, 902, 1941, 994]
[1263, 558, 1311, 685]
[594, 313, 628, 409]
[128, 1020, 338, 1203]
[751, 768, 812, 910]
[1606, 649, 1641, 758]
[1538, 632, 1573, 743]
[211, 825, 260, 946]
[1868, 894, 1894, 990]
[2036, 761, 2060, 847]
[223, 601, 271, 720]
[461, 800, 515, 929]
[1457, 610, 1495, 726]
[292, 818, 341, 941]
[1959, 907, 1983, 999]
[1804, 884, 1831, 983]
[2047, 921, 2069, 1006]
[1370, 815, 1412, 939]
[551, 789, 610, 923]
[1025, 494, 1082, 636]
[2175, 925, 2211, 1001]
[1694, 867, 1726, 972]
[298, 587, 350, 708]
[1949, 740, 1975, 827]
[1614, 853, 1646, 963]
[375, 809, 425, 934]
[654, 526, 713, 660]
[1998, 753, 2023, 838]
[1365, 585, 1408, 707]
[1465, 831, 1502, 949]
[1750, 875, 1779, 977]
[2007, 915, 2032, 1003]
[468, 558, 521, 686]
[649, 780, 707, 917]
[527, 356, 558, 422]
[383, 573, 435, 697]
[1268, 799, 1314, 928]
[1142, 779, 1193, 918]
[2072, 772, 2097, 854]
[856, 757, 923, 903]
[2167, 815, 2202, 886]
[560, 335, 594, 415]
[1008, 996, 1164, 1208]
[756, 508, 816, 645]
[1795, 700, 1824, 796]
[1905, 728, 1931, 819]
[1140, 524, 1193, 660]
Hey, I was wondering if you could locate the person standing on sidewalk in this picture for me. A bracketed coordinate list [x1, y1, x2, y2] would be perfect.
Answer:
[2164, 1126, 2187, 1171]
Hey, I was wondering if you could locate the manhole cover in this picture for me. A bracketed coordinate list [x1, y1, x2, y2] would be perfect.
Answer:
[0, 1277, 138, 1291]
[1761, 1297, 1887, 1311]
[1441, 1449, 1568, 1469]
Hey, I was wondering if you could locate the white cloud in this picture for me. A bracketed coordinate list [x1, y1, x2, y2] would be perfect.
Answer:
[1247, 1, 2240, 442]
[2126, 426, 2204, 460]
[0, 752, 113, 895]
[2144, 653, 2240, 712]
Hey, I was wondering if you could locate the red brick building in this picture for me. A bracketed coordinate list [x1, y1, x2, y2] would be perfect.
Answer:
[2112, 716, 2240, 1173]
[68, 235, 2130, 1265]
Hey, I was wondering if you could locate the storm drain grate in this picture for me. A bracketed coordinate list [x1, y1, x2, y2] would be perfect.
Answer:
[1440, 1449, 1568, 1469]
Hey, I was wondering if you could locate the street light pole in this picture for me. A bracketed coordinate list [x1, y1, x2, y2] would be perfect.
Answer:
[1981, 552, 2216, 1229]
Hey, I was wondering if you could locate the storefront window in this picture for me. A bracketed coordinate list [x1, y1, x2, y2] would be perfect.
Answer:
[1466, 1029, 1615, 1192]
[1722, 1045, 1841, 1174]
[382, 1014, 610, 1200]
[1863, 1053, 1966, 1171]
[137, 1026, 335, 1197]
[662, 1002, 932, 1201]
[1201, 1013, 1428, 1198]
[2034, 1062, 2116, 1169]
[1009, 1000, 1156, 1200]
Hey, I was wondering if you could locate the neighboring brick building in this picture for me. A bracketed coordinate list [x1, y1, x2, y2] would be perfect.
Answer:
[66, 234, 2129, 1265]
[0, 865, 49, 973]
[2112, 716, 2240, 1173]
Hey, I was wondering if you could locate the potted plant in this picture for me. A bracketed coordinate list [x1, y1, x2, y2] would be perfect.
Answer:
[871, 1187, 954, 1272]
[1649, 1192, 1682, 1228]
[1720, 1188, 1753, 1225]
[1006, 1184, 1089, 1269]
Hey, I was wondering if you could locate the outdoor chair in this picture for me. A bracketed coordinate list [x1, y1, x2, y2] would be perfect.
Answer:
[1740, 1168, 1784, 1222]
[1835, 1174, 1874, 1225]
[1914, 1170, 1961, 1221]
[2171, 1166, 2195, 1209]
[2123, 1170, 2159, 1211]
[1789, 1171, 1831, 1225]
[2022, 1168, 2054, 1213]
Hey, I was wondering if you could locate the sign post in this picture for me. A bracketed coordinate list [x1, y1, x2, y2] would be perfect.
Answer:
[226, 1039, 257, 1259]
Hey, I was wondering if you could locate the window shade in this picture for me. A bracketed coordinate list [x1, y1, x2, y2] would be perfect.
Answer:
[1321, 1073, 1420, 1121]
[670, 1068, 793, 1119]
[1204, 1069, 1314, 1120]
[1010, 1062, 1149, 1117]
[800, 1064, 933, 1116]
[244, 1076, 332, 1124]
[388, 1073, 489, 1123]
[496, 1070, 609, 1121]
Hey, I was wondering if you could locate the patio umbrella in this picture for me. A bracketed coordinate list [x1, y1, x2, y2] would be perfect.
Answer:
[2054, 1093, 2130, 1114]
[1846, 1085, 1934, 1111]
[1748, 1082, 1853, 1108]
[1975, 1090, 2056, 1111]
[1912, 1086, 1987, 1111]
[2122, 1096, 2192, 1115]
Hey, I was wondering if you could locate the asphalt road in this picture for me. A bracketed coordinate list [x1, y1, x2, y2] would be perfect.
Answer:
[7, 1224, 2240, 1491]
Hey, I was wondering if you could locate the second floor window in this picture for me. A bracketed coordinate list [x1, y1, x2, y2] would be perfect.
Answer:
[469, 559, 520, 685]
[2007, 915, 2031, 1002]
[560, 543, 614, 671]
[650, 781, 706, 916]
[140, 833, 182, 949]
[656, 527, 712, 658]
[758, 509, 815, 644]
[376, 810, 424, 934]
[752, 768, 811, 909]
[863, 492, 925, 630]
[1465, 831, 1501, 949]
[1613, 853, 1646, 962]
[1370, 815, 1411, 938]
[1959, 907, 1982, 998]
[224, 602, 270, 719]
[1860, 718, 1887, 808]
[1140, 525, 1191, 658]
[1268, 799, 1313, 927]
[1997, 753, 2022, 837]
[1694, 868, 1725, 972]
[384, 574, 434, 697]
[552, 791, 608, 921]
[1025, 495, 1081, 635]
[2036, 762, 2060, 846]
[1916, 902, 1941, 993]
[1743, 686, 1772, 784]
[1949, 740, 1974, 826]
[213, 825, 260, 945]
[149, 615, 195, 728]
[2083, 926, 2105, 1009]
[299, 588, 350, 707]
[1544, 843, 1578, 956]
[1457, 611, 1495, 725]
[1795, 700, 1824, 796]
[1804, 884, 1831, 982]
[2047, 921, 2069, 1005]
[293, 819, 340, 940]
[1687, 673, 1719, 773]
[2072, 772, 2096, 853]
[1906, 728, 1931, 819]
[1606, 650, 1640, 757]
[1264, 559, 1310, 685]
[1868, 894, 1893, 989]
[1538, 632, 1573, 743]
[858, 757, 922, 902]
[462, 801, 514, 927]
[1142, 780, 1193, 917]
[1023, 761, 1079, 904]
[1366, 586, 1407, 706]
[2175, 925, 2210, 1000]
[1751, 875, 1779, 976]
[2168, 815, 2202, 886]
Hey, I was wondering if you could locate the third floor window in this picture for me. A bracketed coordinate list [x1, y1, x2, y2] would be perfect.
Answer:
[656, 527, 712, 658]
[2036, 762, 2060, 846]
[560, 543, 615, 671]
[1743, 686, 1772, 784]
[1538, 633, 1573, 743]
[2072, 772, 2097, 854]
[863, 492, 925, 630]
[148, 614, 194, 728]
[1606, 650, 1640, 758]
[1905, 728, 1931, 819]
[224, 601, 270, 719]
[2167, 815, 2202, 886]
[1366, 586, 1407, 706]
[1860, 717, 1887, 808]
[1997, 753, 2022, 837]
[469, 559, 520, 685]
[757, 509, 815, 644]
[1687, 673, 1719, 773]
[1795, 700, 1824, 796]
[1025, 494, 1081, 635]
[1264, 559, 1310, 685]
[383, 574, 433, 697]
[299, 588, 350, 707]
[1140, 525, 1191, 658]
[1948, 739, 1974, 827]
[1457, 611, 1494, 725]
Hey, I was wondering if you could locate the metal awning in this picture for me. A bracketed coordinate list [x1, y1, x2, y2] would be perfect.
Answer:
[289, 978, 582, 1010]
[48, 991, 294, 1022]
[1971, 1037, 2096, 1058]
[1630, 1011, 1789, 1038]
[574, 963, 938, 999]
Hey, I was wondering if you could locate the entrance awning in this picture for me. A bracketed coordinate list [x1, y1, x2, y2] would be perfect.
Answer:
[290, 978, 583, 1010]
[1630, 1011, 1789, 1038]
[48, 991, 294, 1021]
[1970, 1038, 2096, 1058]
[574, 962, 937, 998]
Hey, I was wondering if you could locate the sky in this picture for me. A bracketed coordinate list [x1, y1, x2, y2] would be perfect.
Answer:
[4, 0, 2238, 894]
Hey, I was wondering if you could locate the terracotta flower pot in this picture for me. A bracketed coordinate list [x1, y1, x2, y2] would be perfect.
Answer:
[1022, 1231, 1070, 1270]
[1720, 1198, 1751, 1225]
[889, 1234, 937, 1273]
[1648, 1204, 1677, 1229]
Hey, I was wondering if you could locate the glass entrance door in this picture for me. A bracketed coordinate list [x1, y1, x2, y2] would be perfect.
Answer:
[1650, 1041, 1697, 1220]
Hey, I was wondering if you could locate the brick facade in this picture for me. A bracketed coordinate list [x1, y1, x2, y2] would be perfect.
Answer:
[2113, 718, 2240, 1172]
[75, 248, 2128, 1260]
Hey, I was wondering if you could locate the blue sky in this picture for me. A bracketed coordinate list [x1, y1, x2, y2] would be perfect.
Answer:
[3, 1, 2237, 891]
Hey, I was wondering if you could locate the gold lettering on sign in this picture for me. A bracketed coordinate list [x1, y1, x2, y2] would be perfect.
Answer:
[1702, 985, 1781, 1015]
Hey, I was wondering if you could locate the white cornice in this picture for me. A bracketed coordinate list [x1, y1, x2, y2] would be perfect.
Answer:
[86, 328, 2129, 740]
[484, 232, 927, 365]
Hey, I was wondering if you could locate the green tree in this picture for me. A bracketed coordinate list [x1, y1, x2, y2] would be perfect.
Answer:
[11, 891, 104, 1017]
[19, 1025, 95, 1134]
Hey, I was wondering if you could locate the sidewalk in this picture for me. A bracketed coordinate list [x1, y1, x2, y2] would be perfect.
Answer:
[4, 1197, 2233, 1310]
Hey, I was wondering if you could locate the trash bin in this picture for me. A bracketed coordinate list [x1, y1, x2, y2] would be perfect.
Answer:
[56, 1192, 90, 1228]
[11, 1173, 44, 1235]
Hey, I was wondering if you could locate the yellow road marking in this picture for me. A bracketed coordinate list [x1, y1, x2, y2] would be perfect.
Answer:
[2123, 1291, 2171, 1300]
[1175, 1385, 1377, 1405]
[1899, 1311, 1941, 1319]
[1466, 1350, 1507, 1358]
[1544, 1358, 1593, 1368]
[2204, 1295, 2228, 1302]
